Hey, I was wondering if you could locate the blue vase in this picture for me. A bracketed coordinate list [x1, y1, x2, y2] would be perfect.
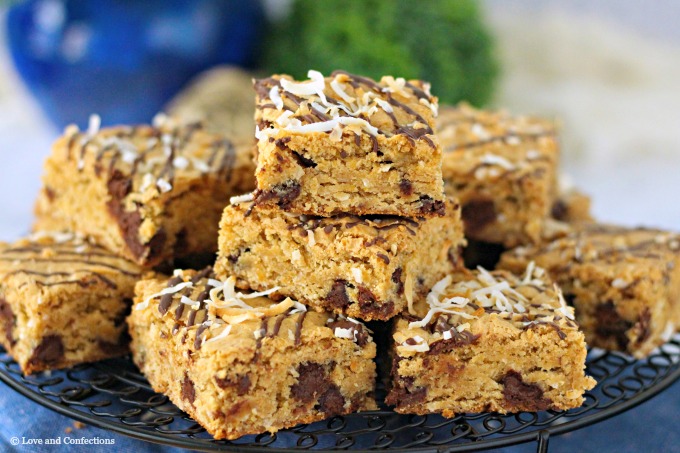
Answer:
[6, 0, 265, 129]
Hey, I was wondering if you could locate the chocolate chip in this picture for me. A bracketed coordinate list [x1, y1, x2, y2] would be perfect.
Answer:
[429, 330, 481, 354]
[635, 308, 651, 346]
[0, 298, 16, 346]
[462, 199, 497, 232]
[501, 370, 552, 411]
[551, 199, 568, 221]
[28, 335, 64, 368]
[291, 150, 317, 168]
[328, 320, 369, 347]
[391, 268, 404, 295]
[357, 286, 394, 320]
[385, 376, 427, 407]
[253, 181, 301, 209]
[399, 179, 414, 196]
[291, 362, 331, 403]
[325, 280, 350, 309]
[215, 374, 251, 396]
[418, 196, 446, 216]
[595, 301, 632, 350]
[317, 385, 345, 413]
[181, 373, 196, 404]
[275, 137, 292, 149]
[107, 169, 166, 263]
[44, 186, 56, 202]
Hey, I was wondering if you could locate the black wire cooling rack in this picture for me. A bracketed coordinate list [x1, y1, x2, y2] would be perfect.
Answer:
[1, 335, 679, 453]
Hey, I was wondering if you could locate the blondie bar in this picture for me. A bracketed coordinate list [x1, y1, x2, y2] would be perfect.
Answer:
[499, 224, 680, 358]
[128, 269, 377, 440]
[386, 265, 595, 416]
[252, 70, 445, 217]
[437, 104, 559, 246]
[0, 232, 141, 374]
[214, 197, 465, 321]
[34, 115, 255, 267]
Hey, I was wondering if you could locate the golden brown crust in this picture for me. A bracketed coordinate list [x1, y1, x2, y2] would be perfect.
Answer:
[387, 266, 595, 415]
[0, 232, 141, 374]
[252, 71, 444, 217]
[34, 117, 255, 267]
[128, 269, 377, 439]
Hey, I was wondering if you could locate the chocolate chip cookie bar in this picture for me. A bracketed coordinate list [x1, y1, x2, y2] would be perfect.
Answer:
[128, 269, 377, 440]
[386, 266, 595, 416]
[0, 232, 141, 374]
[34, 115, 255, 267]
[437, 104, 559, 246]
[499, 224, 680, 358]
[214, 198, 466, 321]
[252, 70, 445, 217]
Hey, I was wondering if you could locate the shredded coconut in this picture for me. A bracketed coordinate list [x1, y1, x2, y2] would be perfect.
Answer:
[269, 85, 284, 110]
[611, 278, 630, 289]
[230, 193, 255, 205]
[156, 178, 173, 193]
[87, 114, 101, 136]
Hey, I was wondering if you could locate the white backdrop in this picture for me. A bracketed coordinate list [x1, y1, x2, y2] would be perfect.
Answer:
[1, 2, 679, 240]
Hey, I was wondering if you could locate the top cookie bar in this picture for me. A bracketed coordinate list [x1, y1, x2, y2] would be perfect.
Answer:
[253, 70, 445, 217]
[34, 115, 255, 267]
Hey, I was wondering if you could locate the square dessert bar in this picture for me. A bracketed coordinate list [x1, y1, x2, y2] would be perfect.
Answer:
[34, 115, 255, 268]
[499, 223, 680, 358]
[0, 232, 141, 374]
[128, 269, 377, 440]
[386, 266, 595, 416]
[214, 198, 466, 321]
[252, 70, 445, 217]
[437, 103, 560, 246]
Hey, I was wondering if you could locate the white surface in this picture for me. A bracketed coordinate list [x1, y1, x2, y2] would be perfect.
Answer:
[0, 4, 679, 241]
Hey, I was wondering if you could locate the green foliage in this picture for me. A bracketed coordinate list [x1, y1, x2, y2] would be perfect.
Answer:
[261, 0, 499, 106]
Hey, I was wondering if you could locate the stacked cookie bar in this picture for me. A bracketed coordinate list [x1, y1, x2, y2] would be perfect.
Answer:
[215, 70, 467, 321]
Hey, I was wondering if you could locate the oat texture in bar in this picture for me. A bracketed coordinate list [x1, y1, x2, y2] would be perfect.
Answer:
[128, 268, 377, 440]
[437, 104, 559, 246]
[34, 115, 255, 267]
[214, 197, 466, 321]
[252, 70, 445, 217]
[499, 223, 680, 358]
[0, 232, 141, 374]
[386, 265, 595, 416]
